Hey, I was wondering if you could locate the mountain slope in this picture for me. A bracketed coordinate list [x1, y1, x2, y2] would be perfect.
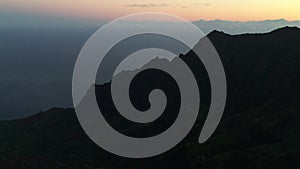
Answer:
[0, 27, 300, 169]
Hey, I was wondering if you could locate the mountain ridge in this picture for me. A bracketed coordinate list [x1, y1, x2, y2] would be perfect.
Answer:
[0, 27, 299, 169]
[207, 26, 300, 36]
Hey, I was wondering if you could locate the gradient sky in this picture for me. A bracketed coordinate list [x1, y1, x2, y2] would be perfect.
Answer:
[1, 0, 300, 21]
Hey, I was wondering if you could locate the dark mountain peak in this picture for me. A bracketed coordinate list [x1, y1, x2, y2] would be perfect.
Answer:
[205, 30, 233, 42]
[255, 26, 300, 41]
[208, 30, 229, 36]
[207, 26, 300, 38]
[269, 26, 300, 34]
[205, 26, 300, 43]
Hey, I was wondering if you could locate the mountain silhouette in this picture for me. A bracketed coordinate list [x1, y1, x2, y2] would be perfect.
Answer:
[0, 27, 299, 169]
[193, 19, 300, 34]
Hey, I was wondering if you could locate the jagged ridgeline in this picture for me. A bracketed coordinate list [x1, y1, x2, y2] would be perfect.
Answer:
[0, 27, 299, 169]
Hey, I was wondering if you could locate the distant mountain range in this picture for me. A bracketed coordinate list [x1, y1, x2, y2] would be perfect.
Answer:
[0, 27, 299, 169]
[193, 19, 300, 34]
[1, 10, 300, 34]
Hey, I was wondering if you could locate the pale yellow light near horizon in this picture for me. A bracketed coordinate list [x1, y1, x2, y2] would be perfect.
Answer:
[1, 0, 300, 21]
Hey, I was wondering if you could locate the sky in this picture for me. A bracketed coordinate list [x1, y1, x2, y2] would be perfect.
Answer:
[1, 0, 300, 21]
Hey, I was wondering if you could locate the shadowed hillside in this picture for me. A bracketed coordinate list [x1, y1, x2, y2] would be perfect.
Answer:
[0, 27, 299, 169]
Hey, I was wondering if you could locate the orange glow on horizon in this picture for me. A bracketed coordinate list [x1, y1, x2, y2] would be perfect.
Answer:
[1, 0, 300, 22]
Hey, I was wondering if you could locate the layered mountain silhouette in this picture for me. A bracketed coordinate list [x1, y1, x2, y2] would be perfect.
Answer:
[0, 27, 299, 169]
[193, 19, 300, 34]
